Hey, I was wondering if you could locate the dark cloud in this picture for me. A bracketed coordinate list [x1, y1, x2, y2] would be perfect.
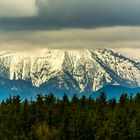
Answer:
[0, 0, 140, 30]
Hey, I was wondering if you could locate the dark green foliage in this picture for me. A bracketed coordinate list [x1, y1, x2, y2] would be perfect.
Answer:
[0, 92, 140, 140]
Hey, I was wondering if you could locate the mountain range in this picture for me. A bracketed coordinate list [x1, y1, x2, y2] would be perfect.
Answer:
[0, 49, 140, 100]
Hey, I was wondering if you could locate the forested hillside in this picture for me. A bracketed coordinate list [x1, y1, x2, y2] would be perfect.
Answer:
[0, 93, 140, 140]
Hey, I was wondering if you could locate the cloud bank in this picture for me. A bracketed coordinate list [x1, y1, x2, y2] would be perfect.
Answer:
[0, 0, 140, 59]
[0, 26, 140, 58]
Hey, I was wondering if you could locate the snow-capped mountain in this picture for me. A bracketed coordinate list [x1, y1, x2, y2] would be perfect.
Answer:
[0, 49, 140, 93]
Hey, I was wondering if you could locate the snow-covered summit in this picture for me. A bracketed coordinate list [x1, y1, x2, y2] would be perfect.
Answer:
[0, 49, 140, 92]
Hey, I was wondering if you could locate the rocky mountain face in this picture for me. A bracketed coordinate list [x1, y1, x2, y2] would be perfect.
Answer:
[0, 49, 140, 93]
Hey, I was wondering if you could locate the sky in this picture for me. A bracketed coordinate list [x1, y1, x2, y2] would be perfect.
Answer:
[0, 0, 140, 59]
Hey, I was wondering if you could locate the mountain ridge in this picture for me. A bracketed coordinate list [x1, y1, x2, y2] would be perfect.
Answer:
[0, 49, 140, 93]
[0, 77, 140, 101]
[91, 85, 140, 100]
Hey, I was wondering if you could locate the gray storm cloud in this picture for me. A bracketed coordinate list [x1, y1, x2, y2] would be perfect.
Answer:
[36, 0, 140, 27]
[0, 0, 140, 29]
[37, 0, 140, 18]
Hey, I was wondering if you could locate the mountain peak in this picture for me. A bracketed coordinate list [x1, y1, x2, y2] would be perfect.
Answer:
[0, 49, 140, 92]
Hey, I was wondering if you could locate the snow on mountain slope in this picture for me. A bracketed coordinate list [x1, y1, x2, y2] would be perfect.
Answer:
[0, 49, 140, 92]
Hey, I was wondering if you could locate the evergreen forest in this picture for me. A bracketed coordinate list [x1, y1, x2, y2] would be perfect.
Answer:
[0, 92, 140, 140]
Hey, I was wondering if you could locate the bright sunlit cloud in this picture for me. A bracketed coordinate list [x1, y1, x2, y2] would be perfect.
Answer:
[0, 0, 37, 17]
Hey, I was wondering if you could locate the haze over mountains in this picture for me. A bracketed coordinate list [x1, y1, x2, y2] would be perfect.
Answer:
[0, 49, 140, 99]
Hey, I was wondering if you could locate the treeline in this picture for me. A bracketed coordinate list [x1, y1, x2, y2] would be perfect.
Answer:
[0, 92, 140, 140]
